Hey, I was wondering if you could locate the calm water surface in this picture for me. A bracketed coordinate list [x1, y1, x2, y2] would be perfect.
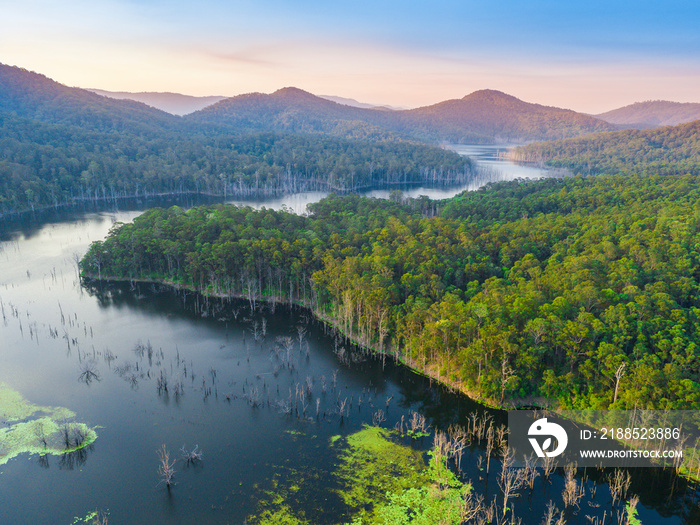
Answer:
[0, 148, 696, 524]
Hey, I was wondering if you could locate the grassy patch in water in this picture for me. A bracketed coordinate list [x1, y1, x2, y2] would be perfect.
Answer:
[334, 425, 432, 520]
[246, 425, 468, 525]
[0, 383, 97, 466]
[339, 426, 468, 525]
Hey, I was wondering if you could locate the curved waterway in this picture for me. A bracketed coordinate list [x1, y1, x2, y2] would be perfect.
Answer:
[223, 144, 562, 212]
[0, 149, 696, 524]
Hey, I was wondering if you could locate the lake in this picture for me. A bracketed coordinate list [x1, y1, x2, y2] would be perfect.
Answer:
[0, 147, 694, 524]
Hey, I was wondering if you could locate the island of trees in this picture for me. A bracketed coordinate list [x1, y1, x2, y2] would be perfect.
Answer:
[81, 171, 700, 411]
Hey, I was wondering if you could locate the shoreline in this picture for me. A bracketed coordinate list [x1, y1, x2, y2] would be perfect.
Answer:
[80, 273, 506, 411]
[82, 273, 700, 483]
[0, 172, 475, 220]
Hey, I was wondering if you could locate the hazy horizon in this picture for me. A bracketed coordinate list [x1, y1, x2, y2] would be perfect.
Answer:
[2, 0, 699, 114]
[86, 84, 700, 115]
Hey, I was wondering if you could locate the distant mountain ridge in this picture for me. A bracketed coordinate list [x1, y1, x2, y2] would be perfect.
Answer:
[88, 89, 226, 116]
[0, 62, 618, 144]
[400, 89, 615, 142]
[595, 100, 700, 128]
[318, 95, 405, 111]
[187, 87, 616, 143]
[0, 63, 473, 214]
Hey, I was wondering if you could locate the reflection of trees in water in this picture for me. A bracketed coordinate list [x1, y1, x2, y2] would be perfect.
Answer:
[81, 281, 147, 309]
[58, 444, 93, 470]
[37, 453, 50, 469]
[78, 359, 101, 385]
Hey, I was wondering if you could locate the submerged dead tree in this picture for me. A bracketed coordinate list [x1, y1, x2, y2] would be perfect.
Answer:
[157, 445, 176, 488]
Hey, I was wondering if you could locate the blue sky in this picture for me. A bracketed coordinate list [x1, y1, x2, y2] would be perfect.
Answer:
[1, 0, 698, 112]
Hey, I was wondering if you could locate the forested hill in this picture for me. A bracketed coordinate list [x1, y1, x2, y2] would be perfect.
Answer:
[186, 87, 615, 143]
[401, 89, 615, 143]
[0, 114, 471, 214]
[185, 87, 404, 141]
[0, 64, 471, 214]
[0, 63, 180, 135]
[0, 62, 616, 145]
[510, 119, 700, 176]
[595, 100, 700, 128]
[82, 173, 700, 411]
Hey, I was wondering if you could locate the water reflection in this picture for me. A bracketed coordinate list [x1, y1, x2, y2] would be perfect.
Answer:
[58, 445, 93, 471]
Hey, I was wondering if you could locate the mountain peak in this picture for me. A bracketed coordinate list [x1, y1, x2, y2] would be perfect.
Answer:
[462, 89, 521, 104]
[271, 87, 319, 100]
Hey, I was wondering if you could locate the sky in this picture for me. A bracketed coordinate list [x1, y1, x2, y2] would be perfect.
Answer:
[1, 0, 699, 113]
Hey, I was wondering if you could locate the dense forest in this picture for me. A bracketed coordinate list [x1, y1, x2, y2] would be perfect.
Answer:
[0, 64, 471, 214]
[81, 172, 700, 411]
[0, 111, 471, 213]
[510, 119, 700, 176]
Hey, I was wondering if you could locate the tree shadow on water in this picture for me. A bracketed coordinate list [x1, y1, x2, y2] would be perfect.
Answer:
[58, 444, 93, 470]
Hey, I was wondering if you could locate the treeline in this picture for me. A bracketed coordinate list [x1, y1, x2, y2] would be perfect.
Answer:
[81, 173, 700, 410]
[510, 119, 700, 176]
[0, 111, 471, 214]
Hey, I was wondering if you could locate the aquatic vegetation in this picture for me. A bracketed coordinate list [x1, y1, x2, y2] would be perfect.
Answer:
[337, 426, 470, 524]
[625, 497, 642, 525]
[70, 510, 109, 525]
[0, 383, 97, 466]
[253, 503, 311, 525]
[246, 469, 316, 525]
[362, 484, 467, 525]
[334, 425, 432, 518]
[246, 425, 469, 525]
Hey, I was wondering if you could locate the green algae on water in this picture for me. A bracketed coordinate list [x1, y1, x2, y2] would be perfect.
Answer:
[252, 504, 312, 525]
[0, 383, 98, 466]
[70, 509, 109, 525]
[246, 425, 468, 525]
[245, 465, 321, 525]
[335, 426, 468, 524]
[333, 426, 432, 516]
